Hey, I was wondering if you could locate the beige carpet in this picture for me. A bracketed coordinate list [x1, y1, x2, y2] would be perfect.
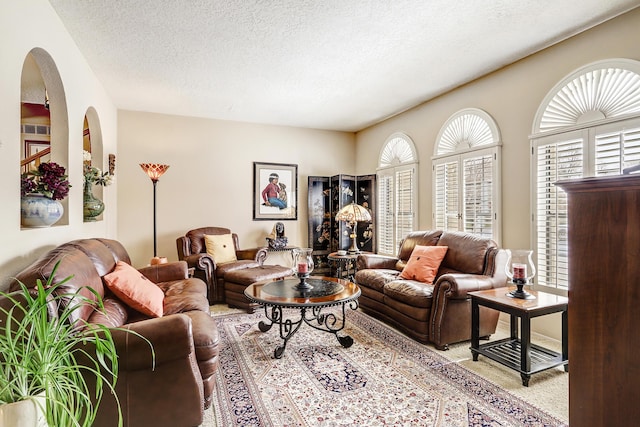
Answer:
[201, 305, 568, 426]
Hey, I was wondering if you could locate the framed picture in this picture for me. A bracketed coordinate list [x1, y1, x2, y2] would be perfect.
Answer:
[253, 162, 298, 220]
[24, 140, 50, 158]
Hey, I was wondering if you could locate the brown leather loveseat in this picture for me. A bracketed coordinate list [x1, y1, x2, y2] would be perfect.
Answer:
[355, 230, 508, 350]
[10, 238, 219, 427]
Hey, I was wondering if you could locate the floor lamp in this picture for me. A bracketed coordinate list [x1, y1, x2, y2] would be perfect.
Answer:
[335, 202, 372, 254]
[140, 163, 170, 263]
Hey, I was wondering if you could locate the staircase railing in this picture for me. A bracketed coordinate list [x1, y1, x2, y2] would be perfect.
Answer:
[20, 147, 51, 174]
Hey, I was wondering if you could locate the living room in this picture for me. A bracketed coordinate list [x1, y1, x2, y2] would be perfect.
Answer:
[2, 1, 640, 425]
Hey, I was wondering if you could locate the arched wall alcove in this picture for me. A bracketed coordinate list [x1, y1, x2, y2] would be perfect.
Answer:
[83, 107, 106, 221]
[20, 47, 69, 226]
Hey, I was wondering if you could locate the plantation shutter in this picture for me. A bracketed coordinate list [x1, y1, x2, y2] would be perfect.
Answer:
[534, 135, 584, 289]
[433, 160, 459, 231]
[463, 153, 493, 238]
[377, 172, 395, 255]
[595, 126, 640, 176]
[531, 61, 640, 293]
[433, 148, 498, 241]
[395, 167, 415, 251]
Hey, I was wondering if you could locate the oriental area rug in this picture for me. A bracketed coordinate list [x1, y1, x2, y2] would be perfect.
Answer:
[207, 309, 567, 427]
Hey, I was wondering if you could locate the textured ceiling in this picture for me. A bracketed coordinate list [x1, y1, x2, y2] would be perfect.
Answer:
[47, 0, 639, 132]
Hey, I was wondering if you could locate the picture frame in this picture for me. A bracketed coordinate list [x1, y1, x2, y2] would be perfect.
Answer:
[24, 140, 50, 158]
[253, 161, 298, 220]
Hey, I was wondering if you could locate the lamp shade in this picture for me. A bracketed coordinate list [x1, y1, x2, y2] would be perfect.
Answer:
[140, 163, 170, 182]
[335, 202, 372, 223]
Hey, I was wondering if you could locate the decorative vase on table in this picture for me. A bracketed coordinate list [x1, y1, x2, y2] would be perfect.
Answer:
[20, 194, 63, 228]
[83, 182, 104, 222]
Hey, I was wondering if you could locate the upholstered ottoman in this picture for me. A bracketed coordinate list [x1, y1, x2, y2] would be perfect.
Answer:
[225, 265, 293, 312]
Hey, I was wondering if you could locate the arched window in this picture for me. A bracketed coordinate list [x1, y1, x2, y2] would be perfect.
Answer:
[377, 133, 418, 256]
[433, 108, 502, 243]
[531, 59, 640, 293]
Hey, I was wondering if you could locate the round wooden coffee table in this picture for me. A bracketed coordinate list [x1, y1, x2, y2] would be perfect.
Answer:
[244, 276, 360, 358]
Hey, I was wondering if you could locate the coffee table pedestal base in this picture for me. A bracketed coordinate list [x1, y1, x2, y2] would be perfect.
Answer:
[258, 302, 358, 359]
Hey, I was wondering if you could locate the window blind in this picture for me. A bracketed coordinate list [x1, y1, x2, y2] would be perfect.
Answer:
[535, 137, 583, 290]
[376, 173, 395, 255]
[463, 154, 493, 238]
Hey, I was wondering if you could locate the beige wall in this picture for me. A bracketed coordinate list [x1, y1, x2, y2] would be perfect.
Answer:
[354, 8, 640, 338]
[356, 7, 640, 249]
[0, 0, 118, 289]
[2, 0, 639, 340]
[117, 111, 355, 267]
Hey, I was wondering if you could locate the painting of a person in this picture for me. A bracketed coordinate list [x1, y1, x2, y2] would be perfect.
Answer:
[262, 173, 287, 209]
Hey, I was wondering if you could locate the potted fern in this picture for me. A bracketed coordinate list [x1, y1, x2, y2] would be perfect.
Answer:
[0, 262, 137, 427]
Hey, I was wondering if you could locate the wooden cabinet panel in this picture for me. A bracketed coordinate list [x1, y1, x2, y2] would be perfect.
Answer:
[556, 175, 640, 427]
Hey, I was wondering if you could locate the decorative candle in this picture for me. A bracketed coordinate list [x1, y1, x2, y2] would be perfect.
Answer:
[298, 262, 308, 274]
[513, 263, 527, 280]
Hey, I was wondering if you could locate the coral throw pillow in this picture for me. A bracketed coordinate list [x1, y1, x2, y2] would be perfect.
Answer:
[204, 233, 238, 264]
[399, 245, 448, 283]
[103, 261, 164, 317]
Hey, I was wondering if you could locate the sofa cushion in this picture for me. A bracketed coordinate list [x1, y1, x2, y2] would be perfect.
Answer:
[204, 234, 237, 264]
[397, 230, 443, 262]
[355, 269, 400, 293]
[87, 296, 129, 328]
[437, 231, 496, 274]
[399, 245, 448, 283]
[103, 261, 164, 318]
[158, 278, 210, 315]
[384, 280, 434, 308]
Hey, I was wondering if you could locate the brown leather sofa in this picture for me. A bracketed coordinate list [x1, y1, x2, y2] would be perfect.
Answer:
[177, 226, 268, 303]
[355, 230, 508, 350]
[10, 238, 219, 427]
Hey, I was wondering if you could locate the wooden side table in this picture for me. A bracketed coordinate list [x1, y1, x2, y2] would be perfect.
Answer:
[469, 287, 568, 386]
[327, 252, 359, 281]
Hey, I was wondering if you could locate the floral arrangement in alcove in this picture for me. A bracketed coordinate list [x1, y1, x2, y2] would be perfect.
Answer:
[83, 150, 113, 187]
[20, 162, 71, 227]
[83, 150, 113, 222]
[21, 162, 70, 200]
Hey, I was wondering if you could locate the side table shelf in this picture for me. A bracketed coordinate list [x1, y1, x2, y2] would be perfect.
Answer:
[474, 338, 566, 382]
[469, 287, 568, 386]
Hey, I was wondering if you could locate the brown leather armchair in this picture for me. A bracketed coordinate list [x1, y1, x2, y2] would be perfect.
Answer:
[355, 230, 508, 350]
[176, 226, 267, 304]
[10, 238, 218, 427]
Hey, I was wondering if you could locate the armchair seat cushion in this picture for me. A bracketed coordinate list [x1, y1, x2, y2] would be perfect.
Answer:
[224, 265, 293, 312]
[215, 260, 260, 278]
[384, 280, 434, 308]
[225, 265, 292, 286]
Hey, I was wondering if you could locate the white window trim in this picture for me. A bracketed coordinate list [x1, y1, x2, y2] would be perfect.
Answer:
[531, 58, 640, 296]
[376, 133, 418, 256]
[433, 109, 502, 244]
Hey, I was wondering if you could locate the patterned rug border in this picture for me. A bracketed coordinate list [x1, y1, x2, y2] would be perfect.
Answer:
[212, 309, 568, 427]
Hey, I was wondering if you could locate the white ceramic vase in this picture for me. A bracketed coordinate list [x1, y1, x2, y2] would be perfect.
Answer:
[0, 397, 47, 427]
[20, 194, 63, 228]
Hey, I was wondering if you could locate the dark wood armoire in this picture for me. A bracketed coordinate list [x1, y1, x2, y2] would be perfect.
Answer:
[308, 174, 375, 274]
[556, 174, 640, 427]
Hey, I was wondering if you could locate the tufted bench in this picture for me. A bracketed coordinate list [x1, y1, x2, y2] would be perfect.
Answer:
[225, 265, 293, 312]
